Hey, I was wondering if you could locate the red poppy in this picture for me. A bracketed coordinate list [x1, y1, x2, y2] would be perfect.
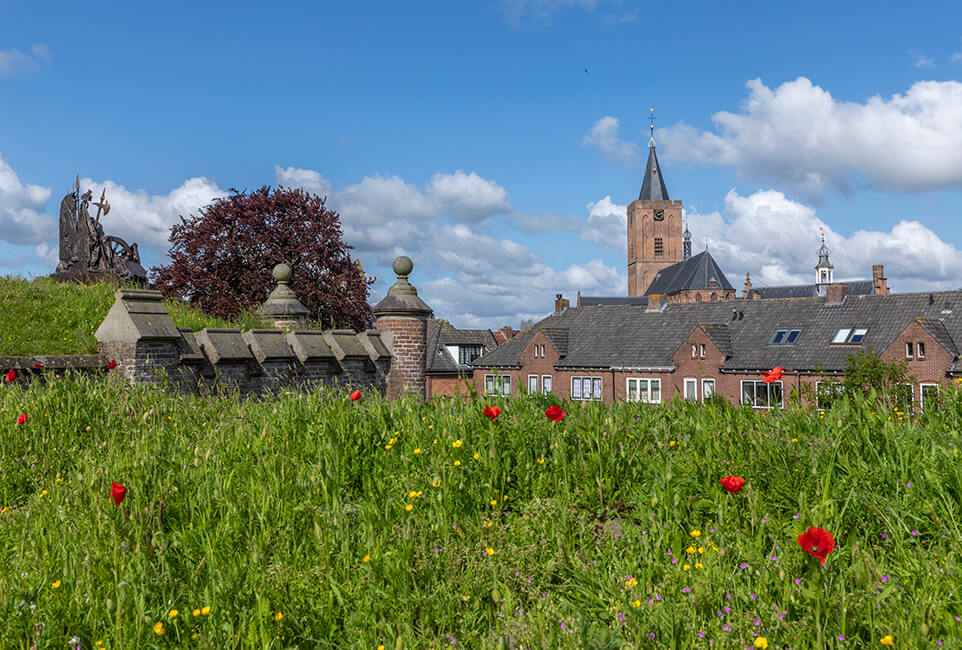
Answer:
[32, 363, 43, 369]
[761, 366, 784, 384]
[350, 389, 361, 401]
[111, 482, 127, 506]
[107, 360, 117, 370]
[483, 406, 501, 421]
[719, 475, 745, 493]
[545, 405, 567, 422]
[797, 526, 835, 564]
[16, 414, 28, 425]
[4, 369, 15, 383]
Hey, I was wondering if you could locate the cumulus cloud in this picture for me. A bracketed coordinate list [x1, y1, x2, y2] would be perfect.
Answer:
[0, 154, 54, 244]
[683, 188, 962, 292]
[275, 166, 511, 264]
[82, 176, 228, 252]
[582, 116, 639, 166]
[659, 77, 962, 200]
[0, 44, 51, 76]
[419, 224, 624, 327]
[581, 195, 627, 249]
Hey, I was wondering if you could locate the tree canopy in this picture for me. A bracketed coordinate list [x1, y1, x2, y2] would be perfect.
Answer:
[151, 186, 372, 331]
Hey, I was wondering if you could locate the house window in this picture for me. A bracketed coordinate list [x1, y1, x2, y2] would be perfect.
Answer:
[702, 379, 715, 402]
[917, 342, 926, 359]
[771, 329, 787, 344]
[542, 375, 552, 394]
[654, 238, 664, 255]
[571, 376, 602, 401]
[528, 375, 538, 394]
[815, 381, 845, 410]
[905, 342, 914, 358]
[684, 378, 698, 401]
[627, 378, 661, 404]
[848, 329, 868, 344]
[786, 329, 801, 343]
[484, 374, 511, 397]
[894, 383, 914, 412]
[459, 345, 483, 365]
[921, 384, 939, 411]
[699, 344, 706, 359]
[691, 344, 697, 359]
[832, 329, 852, 344]
[740, 380, 783, 410]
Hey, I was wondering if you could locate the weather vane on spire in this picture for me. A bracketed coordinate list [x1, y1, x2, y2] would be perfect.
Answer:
[648, 107, 656, 147]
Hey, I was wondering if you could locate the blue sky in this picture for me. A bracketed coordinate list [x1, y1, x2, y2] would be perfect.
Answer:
[3, 0, 962, 328]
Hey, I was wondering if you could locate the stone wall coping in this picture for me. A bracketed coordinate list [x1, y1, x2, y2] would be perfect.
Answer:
[194, 328, 254, 364]
[285, 330, 336, 363]
[357, 330, 391, 361]
[323, 330, 370, 361]
[95, 288, 182, 343]
[242, 329, 296, 363]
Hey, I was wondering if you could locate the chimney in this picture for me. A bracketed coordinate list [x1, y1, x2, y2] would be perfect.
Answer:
[742, 272, 752, 299]
[824, 284, 850, 305]
[646, 294, 668, 312]
[872, 265, 890, 295]
[577, 290, 582, 307]
[554, 293, 569, 314]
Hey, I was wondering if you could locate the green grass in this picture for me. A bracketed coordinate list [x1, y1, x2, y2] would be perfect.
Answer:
[0, 276, 312, 356]
[1, 377, 961, 648]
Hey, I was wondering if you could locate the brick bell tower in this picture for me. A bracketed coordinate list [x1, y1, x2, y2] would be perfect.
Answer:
[627, 113, 683, 296]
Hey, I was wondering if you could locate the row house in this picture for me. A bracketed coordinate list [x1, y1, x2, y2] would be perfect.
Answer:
[470, 288, 962, 411]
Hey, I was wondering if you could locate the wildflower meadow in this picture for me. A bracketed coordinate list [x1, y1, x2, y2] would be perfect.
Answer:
[0, 372, 960, 648]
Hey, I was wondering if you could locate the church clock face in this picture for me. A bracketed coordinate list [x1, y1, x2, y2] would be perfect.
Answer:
[653, 209, 664, 221]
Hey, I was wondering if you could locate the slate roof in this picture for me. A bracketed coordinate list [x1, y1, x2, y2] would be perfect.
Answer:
[579, 296, 649, 307]
[472, 291, 962, 373]
[752, 280, 874, 299]
[645, 251, 735, 296]
[639, 145, 670, 202]
[918, 318, 959, 357]
[426, 319, 499, 373]
[700, 324, 732, 357]
[541, 328, 569, 357]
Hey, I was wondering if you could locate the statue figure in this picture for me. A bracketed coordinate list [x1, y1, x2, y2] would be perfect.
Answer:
[52, 176, 148, 285]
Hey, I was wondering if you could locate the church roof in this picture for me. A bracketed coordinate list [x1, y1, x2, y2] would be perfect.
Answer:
[644, 251, 734, 296]
[639, 144, 670, 202]
[752, 280, 874, 299]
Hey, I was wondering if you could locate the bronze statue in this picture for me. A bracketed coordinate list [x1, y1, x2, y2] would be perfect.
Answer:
[53, 175, 147, 285]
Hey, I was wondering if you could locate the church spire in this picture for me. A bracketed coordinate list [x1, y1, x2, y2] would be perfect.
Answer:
[639, 108, 670, 201]
[682, 220, 691, 260]
[815, 229, 834, 286]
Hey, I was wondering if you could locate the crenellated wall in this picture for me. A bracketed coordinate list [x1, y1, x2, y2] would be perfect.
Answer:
[94, 289, 391, 396]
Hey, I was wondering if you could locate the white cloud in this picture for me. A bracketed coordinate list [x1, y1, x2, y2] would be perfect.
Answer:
[83, 176, 228, 253]
[419, 224, 624, 327]
[911, 50, 935, 68]
[582, 116, 639, 166]
[0, 44, 51, 76]
[502, 0, 603, 25]
[683, 188, 962, 292]
[581, 195, 627, 249]
[0, 154, 54, 244]
[275, 166, 511, 264]
[659, 77, 962, 200]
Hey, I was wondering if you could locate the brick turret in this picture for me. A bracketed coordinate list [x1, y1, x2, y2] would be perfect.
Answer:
[372, 256, 433, 400]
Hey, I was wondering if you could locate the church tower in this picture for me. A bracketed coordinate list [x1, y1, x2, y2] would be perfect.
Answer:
[815, 231, 834, 296]
[627, 115, 683, 296]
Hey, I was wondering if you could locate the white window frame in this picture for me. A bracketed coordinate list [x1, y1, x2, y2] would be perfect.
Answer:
[920, 383, 939, 411]
[814, 381, 845, 411]
[484, 374, 511, 397]
[683, 377, 698, 401]
[691, 344, 697, 359]
[832, 329, 851, 344]
[528, 375, 538, 394]
[542, 375, 552, 394]
[571, 376, 602, 401]
[905, 342, 914, 358]
[626, 377, 661, 404]
[849, 328, 868, 344]
[895, 383, 914, 410]
[917, 342, 926, 359]
[701, 379, 715, 402]
[699, 344, 706, 359]
[740, 380, 783, 410]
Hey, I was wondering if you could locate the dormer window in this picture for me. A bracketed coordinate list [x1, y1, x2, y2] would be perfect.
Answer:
[771, 329, 801, 345]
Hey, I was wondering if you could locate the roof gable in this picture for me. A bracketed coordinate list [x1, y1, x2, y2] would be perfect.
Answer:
[645, 251, 734, 296]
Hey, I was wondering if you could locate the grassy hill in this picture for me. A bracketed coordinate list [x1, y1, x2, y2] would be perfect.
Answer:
[0, 277, 291, 356]
[0, 377, 960, 647]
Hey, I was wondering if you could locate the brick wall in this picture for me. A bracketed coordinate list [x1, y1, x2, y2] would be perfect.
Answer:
[375, 316, 426, 399]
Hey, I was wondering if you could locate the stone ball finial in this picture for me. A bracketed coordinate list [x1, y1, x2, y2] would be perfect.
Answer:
[393, 256, 413, 277]
[272, 263, 292, 283]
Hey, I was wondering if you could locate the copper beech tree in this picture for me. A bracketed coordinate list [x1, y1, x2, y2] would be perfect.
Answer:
[151, 186, 373, 331]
